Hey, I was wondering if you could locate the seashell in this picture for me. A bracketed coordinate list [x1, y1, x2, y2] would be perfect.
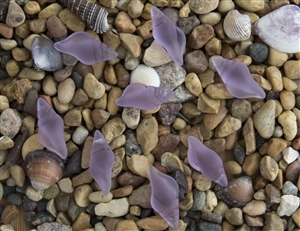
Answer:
[89, 130, 115, 196]
[254, 5, 300, 53]
[115, 83, 175, 110]
[219, 176, 254, 207]
[24, 150, 65, 191]
[151, 6, 186, 65]
[37, 98, 68, 160]
[32, 36, 63, 71]
[148, 166, 179, 228]
[223, 9, 251, 41]
[60, 0, 109, 34]
[130, 64, 160, 87]
[54, 31, 118, 65]
[211, 56, 265, 99]
[187, 136, 228, 187]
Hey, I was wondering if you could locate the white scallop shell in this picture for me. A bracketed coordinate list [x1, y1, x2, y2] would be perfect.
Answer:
[223, 10, 251, 41]
[130, 64, 160, 87]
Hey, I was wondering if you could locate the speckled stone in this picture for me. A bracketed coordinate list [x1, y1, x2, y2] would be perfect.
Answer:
[158, 103, 182, 126]
[178, 15, 200, 35]
[185, 50, 208, 74]
[0, 108, 22, 139]
[248, 43, 269, 64]
[124, 129, 142, 156]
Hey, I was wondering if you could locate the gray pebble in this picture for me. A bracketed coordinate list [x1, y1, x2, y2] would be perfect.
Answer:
[198, 222, 222, 231]
[248, 43, 269, 64]
[6, 193, 22, 206]
[31, 212, 55, 226]
[124, 129, 142, 156]
[37, 222, 72, 231]
[71, 72, 83, 89]
[282, 181, 298, 196]
[191, 189, 206, 211]
[178, 15, 200, 35]
[72, 125, 89, 145]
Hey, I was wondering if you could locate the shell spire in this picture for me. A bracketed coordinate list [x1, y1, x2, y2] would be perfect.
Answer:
[60, 0, 109, 34]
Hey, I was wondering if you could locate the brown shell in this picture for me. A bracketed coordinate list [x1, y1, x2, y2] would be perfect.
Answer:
[219, 176, 254, 207]
[25, 150, 65, 191]
[60, 0, 109, 34]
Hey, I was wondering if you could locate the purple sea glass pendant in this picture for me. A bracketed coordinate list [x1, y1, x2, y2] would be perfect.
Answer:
[148, 166, 179, 228]
[37, 98, 67, 159]
[32, 36, 63, 71]
[115, 83, 175, 110]
[151, 6, 186, 65]
[54, 31, 118, 65]
[89, 130, 115, 196]
[187, 136, 228, 187]
[212, 56, 265, 99]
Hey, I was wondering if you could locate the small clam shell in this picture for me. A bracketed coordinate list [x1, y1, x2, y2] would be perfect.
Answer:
[223, 10, 251, 41]
[25, 150, 65, 191]
[219, 176, 254, 207]
[130, 64, 160, 87]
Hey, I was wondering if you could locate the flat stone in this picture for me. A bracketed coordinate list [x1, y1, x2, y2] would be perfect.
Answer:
[37, 222, 72, 231]
[278, 110, 297, 141]
[185, 50, 208, 74]
[83, 73, 105, 100]
[277, 195, 299, 216]
[215, 115, 242, 138]
[101, 117, 126, 144]
[6, 2, 25, 27]
[119, 33, 143, 57]
[122, 107, 140, 129]
[128, 184, 151, 208]
[95, 198, 129, 217]
[127, 154, 152, 178]
[143, 41, 172, 67]
[58, 8, 85, 31]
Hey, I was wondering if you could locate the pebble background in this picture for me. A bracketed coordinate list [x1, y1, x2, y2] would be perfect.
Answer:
[0, 0, 300, 230]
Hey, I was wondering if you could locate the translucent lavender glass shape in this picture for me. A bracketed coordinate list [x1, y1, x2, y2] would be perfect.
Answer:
[212, 56, 265, 99]
[187, 136, 228, 187]
[54, 31, 118, 65]
[115, 83, 175, 110]
[151, 6, 186, 65]
[89, 130, 115, 196]
[31, 36, 63, 71]
[148, 166, 179, 228]
[37, 98, 67, 159]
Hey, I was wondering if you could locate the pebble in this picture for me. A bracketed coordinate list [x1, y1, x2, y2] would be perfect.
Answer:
[95, 198, 129, 217]
[161, 152, 183, 172]
[215, 115, 242, 138]
[198, 222, 221, 231]
[260, 156, 278, 181]
[0, 39, 17, 50]
[0, 108, 22, 139]
[197, 93, 220, 114]
[267, 47, 288, 67]
[83, 73, 105, 99]
[6, 193, 22, 206]
[292, 208, 300, 228]
[122, 107, 140, 130]
[136, 215, 168, 230]
[263, 213, 284, 231]
[189, 0, 219, 14]
[63, 107, 83, 127]
[225, 208, 244, 225]
[224, 160, 242, 175]
[185, 50, 208, 74]
[0, 136, 14, 150]
[46, 15, 67, 38]
[13, 78, 32, 104]
[18, 67, 45, 80]
[203, 190, 217, 213]
[286, 160, 300, 184]
[155, 61, 186, 90]
[128, 184, 151, 208]
[118, 171, 146, 189]
[282, 147, 299, 164]
[71, 212, 91, 231]
[185, 73, 203, 97]
[143, 41, 172, 67]
[127, 154, 152, 178]
[91, 109, 110, 129]
[119, 33, 143, 57]
[72, 169, 93, 187]
[136, 116, 158, 155]
[280, 90, 295, 110]
[115, 220, 138, 231]
[235, 0, 264, 11]
[23, 196, 37, 212]
[188, 24, 214, 49]
[6, 1, 25, 27]
[178, 15, 200, 35]
[191, 189, 206, 211]
[10, 165, 25, 187]
[111, 185, 133, 198]
[277, 195, 299, 216]
[37, 222, 72, 231]
[115, 11, 136, 33]
[278, 111, 297, 141]
[284, 60, 300, 80]
[57, 178, 73, 194]
[253, 100, 276, 138]
[158, 103, 182, 126]
[243, 200, 266, 216]
[0, 23, 13, 39]
[0, 96, 9, 112]
[72, 125, 88, 146]
[24, 1, 41, 15]
[26, 186, 44, 202]
[89, 191, 113, 203]
[101, 117, 126, 144]
[74, 184, 93, 207]
[58, 9, 85, 31]
[171, 84, 196, 103]
[0, 204, 19, 224]
[0, 224, 14, 231]
[248, 43, 269, 64]
[282, 181, 298, 196]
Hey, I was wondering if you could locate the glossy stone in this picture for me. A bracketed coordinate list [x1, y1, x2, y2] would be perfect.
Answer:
[148, 166, 179, 228]
[248, 43, 269, 64]
[187, 136, 228, 187]
[115, 83, 175, 110]
[54, 31, 118, 65]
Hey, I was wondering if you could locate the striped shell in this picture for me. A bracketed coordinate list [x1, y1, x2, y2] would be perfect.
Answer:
[130, 64, 160, 87]
[223, 10, 251, 41]
[60, 0, 109, 34]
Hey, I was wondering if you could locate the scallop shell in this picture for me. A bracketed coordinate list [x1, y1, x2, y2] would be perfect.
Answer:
[60, 0, 109, 34]
[223, 10, 251, 41]
[130, 64, 160, 87]
[254, 5, 300, 53]
[219, 176, 254, 207]
[25, 150, 65, 191]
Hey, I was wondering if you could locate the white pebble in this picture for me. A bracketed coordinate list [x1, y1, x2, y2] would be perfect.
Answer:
[72, 125, 89, 145]
[277, 195, 299, 216]
[282, 147, 299, 164]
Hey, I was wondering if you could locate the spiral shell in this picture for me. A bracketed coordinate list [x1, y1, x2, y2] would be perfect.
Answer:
[60, 0, 109, 34]
[130, 64, 160, 87]
[25, 150, 65, 191]
[223, 10, 251, 41]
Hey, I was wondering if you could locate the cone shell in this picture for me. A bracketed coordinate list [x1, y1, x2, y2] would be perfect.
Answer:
[25, 150, 65, 191]
[130, 64, 160, 87]
[223, 10, 251, 41]
[219, 176, 254, 207]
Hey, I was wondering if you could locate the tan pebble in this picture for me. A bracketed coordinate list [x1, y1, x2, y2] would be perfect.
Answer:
[252, 74, 272, 91]
[284, 60, 300, 80]
[83, 73, 105, 100]
[0, 150, 8, 166]
[38, 3, 62, 19]
[203, 105, 227, 131]
[63, 107, 83, 127]
[101, 117, 126, 144]
[179, 0, 190, 17]
[10, 165, 25, 187]
[197, 93, 220, 114]
[111, 185, 133, 198]
[215, 115, 241, 138]
[5, 59, 19, 77]
[103, 64, 117, 85]
[58, 8, 85, 31]
[89, 191, 112, 203]
[192, 171, 211, 191]
[136, 20, 152, 40]
[224, 160, 242, 175]
[231, 54, 252, 65]
[80, 136, 93, 169]
[282, 77, 298, 91]
[181, 102, 201, 119]
[119, 33, 143, 57]
[199, 12, 221, 26]
[21, 134, 44, 160]
[14, 21, 30, 39]
[57, 177, 74, 193]
[293, 208, 300, 227]
[161, 152, 183, 172]
[6, 2, 25, 28]
[95, 198, 129, 217]
[188, 24, 214, 49]
[115, 220, 138, 231]
[43, 183, 60, 200]
[107, 87, 122, 116]
[242, 117, 256, 155]
[18, 67, 45, 80]
[217, 0, 235, 13]
[91, 109, 110, 129]
[115, 11, 136, 33]
[72, 169, 93, 187]
[242, 152, 261, 176]
[136, 215, 168, 230]
[13, 78, 32, 104]
[225, 208, 244, 225]
[29, 18, 47, 33]
[82, 109, 94, 131]
[222, 220, 235, 231]
[127, 154, 152, 178]
[24, 1, 41, 15]
[0, 165, 10, 180]
[205, 37, 222, 56]
[243, 200, 266, 216]
[26, 186, 44, 202]
[260, 156, 278, 181]
[234, 41, 253, 56]
[74, 184, 93, 207]
[0, 96, 9, 112]
[0, 39, 17, 50]
[52, 97, 74, 115]
[179, 191, 193, 211]
[213, 200, 230, 218]
[279, 90, 295, 110]
[206, 83, 233, 99]
[268, 47, 288, 67]
[221, 43, 236, 59]
[0, 204, 19, 224]
[127, 0, 144, 19]
[263, 213, 284, 231]
[130, 205, 141, 216]
[203, 190, 218, 213]
[102, 30, 121, 50]
[0, 224, 15, 231]
[72, 212, 92, 231]
[278, 111, 297, 141]
[23, 34, 39, 50]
